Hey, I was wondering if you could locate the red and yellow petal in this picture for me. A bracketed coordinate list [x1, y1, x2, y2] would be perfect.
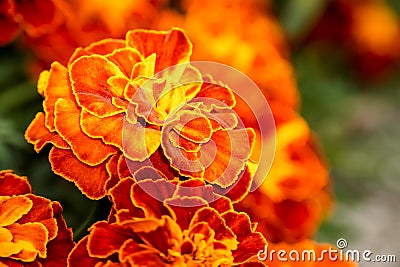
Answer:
[189, 207, 237, 250]
[87, 221, 134, 258]
[25, 112, 69, 152]
[49, 147, 111, 199]
[109, 178, 144, 220]
[172, 111, 213, 143]
[0, 170, 31, 196]
[54, 98, 116, 166]
[0, 196, 32, 227]
[222, 212, 267, 264]
[130, 179, 174, 219]
[39, 201, 74, 267]
[68, 237, 105, 267]
[105, 47, 143, 78]
[196, 82, 236, 109]
[126, 28, 192, 73]
[18, 195, 58, 242]
[123, 122, 161, 162]
[68, 39, 126, 66]
[69, 55, 126, 117]
[6, 222, 48, 261]
[42, 62, 75, 131]
[80, 110, 124, 150]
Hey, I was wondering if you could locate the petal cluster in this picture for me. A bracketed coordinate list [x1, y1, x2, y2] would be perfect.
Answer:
[25, 28, 256, 201]
[68, 175, 266, 266]
[0, 170, 74, 266]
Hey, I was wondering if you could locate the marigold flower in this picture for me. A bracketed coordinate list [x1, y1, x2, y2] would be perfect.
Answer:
[15, 0, 167, 70]
[264, 240, 358, 266]
[236, 189, 332, 244]
[235, 102, 332, 243]
[155, 0, 299, 108]
[0, 0, 63, 45]
[306, 0, 400, 78]
[0, 170, 74, 266]
[25, 28, 256, 201]
[68, 176, 266, 266]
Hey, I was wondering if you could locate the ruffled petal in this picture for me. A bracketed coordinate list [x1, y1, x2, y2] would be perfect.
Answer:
[222, 212, 267, 264]
[49, 147, 111, 199]
[203, 128, 255, 187]
[18, 195, 58, 242]
[54, 98, 116, 166]
[69, 39, 125, 66]
[196, 82, 236, 108]
[42, 62, 75, 131]
[0, 196, 32, 227]
[68, 38, 125, 67]
[190, 207, 237, 250]
[25, 112, 69, 152]
[126, 28, 192, 72]
[68, 237, 104, 267]
[39, 201, 74, 267]
[130, 179, 174, 219]
[87, 221, 134, 258]
[105, 47, 143, 78]
[6, 222, 48, 261]
[69, 55, 126, 117]
[0, 170, 31, 196]
[109, 178, 144, 219]
[123, 122, 161, 162]
[80, 110, 124, 150]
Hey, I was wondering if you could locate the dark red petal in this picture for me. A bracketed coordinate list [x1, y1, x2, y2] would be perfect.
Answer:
[49, 147, 111, 199]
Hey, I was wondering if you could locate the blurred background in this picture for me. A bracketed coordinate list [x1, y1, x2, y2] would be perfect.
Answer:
[0, 0, 399, 266]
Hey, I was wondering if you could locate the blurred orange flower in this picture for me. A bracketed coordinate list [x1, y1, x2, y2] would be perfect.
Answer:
[25, 28, 256, 201]
[156, 0, 299, 108]
[264, 240, 358, 267]
[0, 170, 74, 266]
[68, 176, 266, 266]
[0, 0, 63, 45]
[235, 102, 332, 243]
[307, 0, 400, 78]
[24, 0, 167, 69]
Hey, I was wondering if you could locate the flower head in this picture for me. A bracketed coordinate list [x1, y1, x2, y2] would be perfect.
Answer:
[68, 175, 266, 266]
[25, 28, 256, 202]
[0, 170, 74, 266]
[0, 0, 63, 45]
[155, 0, 299, 108]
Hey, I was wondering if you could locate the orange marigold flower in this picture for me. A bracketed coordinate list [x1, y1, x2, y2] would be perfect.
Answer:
[155, 0, 299, 108]
[0, 0, 19, 45]
[235, 102, 332, 243]
[306, 0, 400, 78]
[236, 189, 332, 244]
[263, 240, 358, 266]
[0, 0, 63, 45]
[18, 0, 167, 70]
[0, 170, 74, 266]
[25, 28, 256, 201]
[68, 176, 266, 266]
